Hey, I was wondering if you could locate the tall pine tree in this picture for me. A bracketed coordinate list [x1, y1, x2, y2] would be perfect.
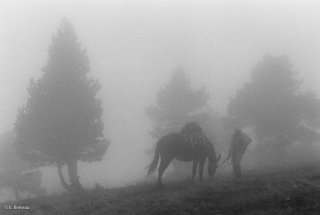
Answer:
[228, 55, 320, 166]
[146, 68, 209, 139]
[14, 19, 109, 192]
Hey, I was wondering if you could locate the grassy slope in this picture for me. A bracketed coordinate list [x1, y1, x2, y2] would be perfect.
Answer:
[3, 162, 320, 215]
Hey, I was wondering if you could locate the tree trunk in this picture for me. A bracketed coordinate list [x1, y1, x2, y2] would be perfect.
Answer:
[57, 162, 72, 192]
[67, 159, 83, 192]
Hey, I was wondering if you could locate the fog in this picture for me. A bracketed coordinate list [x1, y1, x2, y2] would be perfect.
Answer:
[0, 0, 320, 200]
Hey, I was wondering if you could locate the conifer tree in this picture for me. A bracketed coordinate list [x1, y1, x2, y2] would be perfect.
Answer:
[15, 19, 109, 192]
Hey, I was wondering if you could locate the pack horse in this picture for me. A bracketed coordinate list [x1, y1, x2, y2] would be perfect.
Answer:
[147, 122, 221, 186]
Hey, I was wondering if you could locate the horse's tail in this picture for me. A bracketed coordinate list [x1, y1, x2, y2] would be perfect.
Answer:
[146, 141, 160, 178]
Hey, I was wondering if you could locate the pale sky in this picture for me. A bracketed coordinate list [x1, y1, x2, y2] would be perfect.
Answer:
[0, 0, 319, 192]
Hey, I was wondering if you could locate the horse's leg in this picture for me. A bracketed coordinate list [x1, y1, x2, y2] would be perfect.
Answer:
[158, 156, 173, 187]
[192, 160, 198, 184]
[199, 159, 205, 182]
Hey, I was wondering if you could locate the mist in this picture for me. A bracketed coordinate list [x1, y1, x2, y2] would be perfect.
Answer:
[0, 0, 320, 201]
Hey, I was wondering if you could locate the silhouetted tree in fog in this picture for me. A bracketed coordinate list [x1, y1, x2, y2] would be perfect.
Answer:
[0, 132, 46, 200]
[228, 55, 320, 166]
[14, 19, 109, 192]
[146, 68, 209, 138]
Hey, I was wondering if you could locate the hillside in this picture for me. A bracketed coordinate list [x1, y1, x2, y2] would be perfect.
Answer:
[3, 162, 320, 215]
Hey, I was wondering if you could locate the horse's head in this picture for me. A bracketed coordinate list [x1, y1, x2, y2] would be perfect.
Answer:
[208, 154, 221, 177]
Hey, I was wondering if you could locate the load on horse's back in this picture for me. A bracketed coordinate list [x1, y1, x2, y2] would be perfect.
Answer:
[180, 122, 208, 147]
[146, 122, 221, 186]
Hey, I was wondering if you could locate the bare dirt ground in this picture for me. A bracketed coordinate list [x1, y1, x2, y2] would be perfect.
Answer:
[3, 162, 320, 215]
